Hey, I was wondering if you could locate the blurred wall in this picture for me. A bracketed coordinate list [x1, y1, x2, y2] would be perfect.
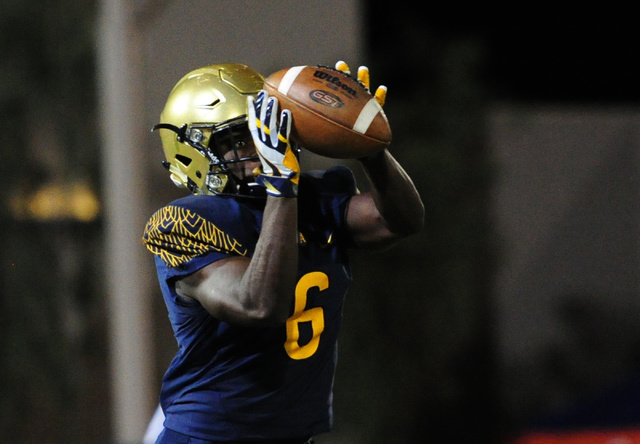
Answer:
[490, 106, 640, 429]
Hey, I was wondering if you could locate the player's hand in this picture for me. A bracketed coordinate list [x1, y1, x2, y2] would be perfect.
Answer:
[336, 61, 388, 161]
[248, 90, 300, 198]
[335, 60, 387, 107]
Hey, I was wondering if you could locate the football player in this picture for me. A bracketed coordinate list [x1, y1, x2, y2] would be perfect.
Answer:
[142, 62, 424, 443]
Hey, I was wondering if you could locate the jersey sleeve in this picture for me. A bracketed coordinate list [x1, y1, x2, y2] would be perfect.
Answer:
[142, 195, 258, 281]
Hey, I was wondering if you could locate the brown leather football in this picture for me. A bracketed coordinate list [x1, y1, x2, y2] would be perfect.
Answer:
[263, 65, 391, 158]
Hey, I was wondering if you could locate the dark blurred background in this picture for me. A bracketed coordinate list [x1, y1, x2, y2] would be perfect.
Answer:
[1, 1, 639, 443]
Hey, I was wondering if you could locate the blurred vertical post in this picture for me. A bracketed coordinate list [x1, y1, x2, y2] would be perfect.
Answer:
[97, 0, 153, 442]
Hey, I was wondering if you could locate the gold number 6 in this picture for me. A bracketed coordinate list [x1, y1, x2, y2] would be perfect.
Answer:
[284, 272, 328, 360]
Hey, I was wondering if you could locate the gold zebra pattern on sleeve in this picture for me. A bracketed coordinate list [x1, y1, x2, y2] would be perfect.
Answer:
[143, 205, 248, 267]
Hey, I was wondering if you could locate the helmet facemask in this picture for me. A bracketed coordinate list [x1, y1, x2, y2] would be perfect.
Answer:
[153, 116, 262, 196]
[202, 118, 264, 197]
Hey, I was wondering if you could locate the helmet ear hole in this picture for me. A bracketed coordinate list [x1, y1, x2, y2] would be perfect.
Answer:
[175, 154, 192, 166]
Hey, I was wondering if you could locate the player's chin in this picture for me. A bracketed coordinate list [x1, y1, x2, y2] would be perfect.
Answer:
[228, 162, 259, 181]
[244, 162, 262, 179]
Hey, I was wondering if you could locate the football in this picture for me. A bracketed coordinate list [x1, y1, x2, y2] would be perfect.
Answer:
[263, 65, 391, 159]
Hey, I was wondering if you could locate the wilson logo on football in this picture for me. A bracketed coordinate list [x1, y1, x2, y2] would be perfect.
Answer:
[313, 70, 358, 97]
[309, 90, 344, 108]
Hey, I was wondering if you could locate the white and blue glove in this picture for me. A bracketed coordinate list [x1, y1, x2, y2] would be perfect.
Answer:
[248, 90, 300, 197]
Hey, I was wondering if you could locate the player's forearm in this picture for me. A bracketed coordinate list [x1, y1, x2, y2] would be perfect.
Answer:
[360, 149, 425, 236]
[241, 196, 298, 324]
[174, 196, 297, 326]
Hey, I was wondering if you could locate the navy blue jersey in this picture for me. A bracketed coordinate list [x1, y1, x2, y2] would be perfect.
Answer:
[142, 167, 357, 441]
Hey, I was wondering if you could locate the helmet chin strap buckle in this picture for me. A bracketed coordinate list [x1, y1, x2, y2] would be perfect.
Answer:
[206, 173, 224, 191]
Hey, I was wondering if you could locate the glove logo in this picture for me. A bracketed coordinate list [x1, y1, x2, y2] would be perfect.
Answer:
[261, 177, 283, 196]
[309, 90, 344, 109]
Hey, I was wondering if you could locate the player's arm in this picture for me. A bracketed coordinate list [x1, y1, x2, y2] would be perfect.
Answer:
[175, 92, 300, 327]
[347, 149, 424, 249]
[337, 63, 425, 249]
[175, 196, 298, 327]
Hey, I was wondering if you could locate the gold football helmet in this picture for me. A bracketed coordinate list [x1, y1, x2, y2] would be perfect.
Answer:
[153, 63, 264, 195]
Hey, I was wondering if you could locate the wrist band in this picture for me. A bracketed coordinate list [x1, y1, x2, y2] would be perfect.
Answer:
[258, 174, 298, 198]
